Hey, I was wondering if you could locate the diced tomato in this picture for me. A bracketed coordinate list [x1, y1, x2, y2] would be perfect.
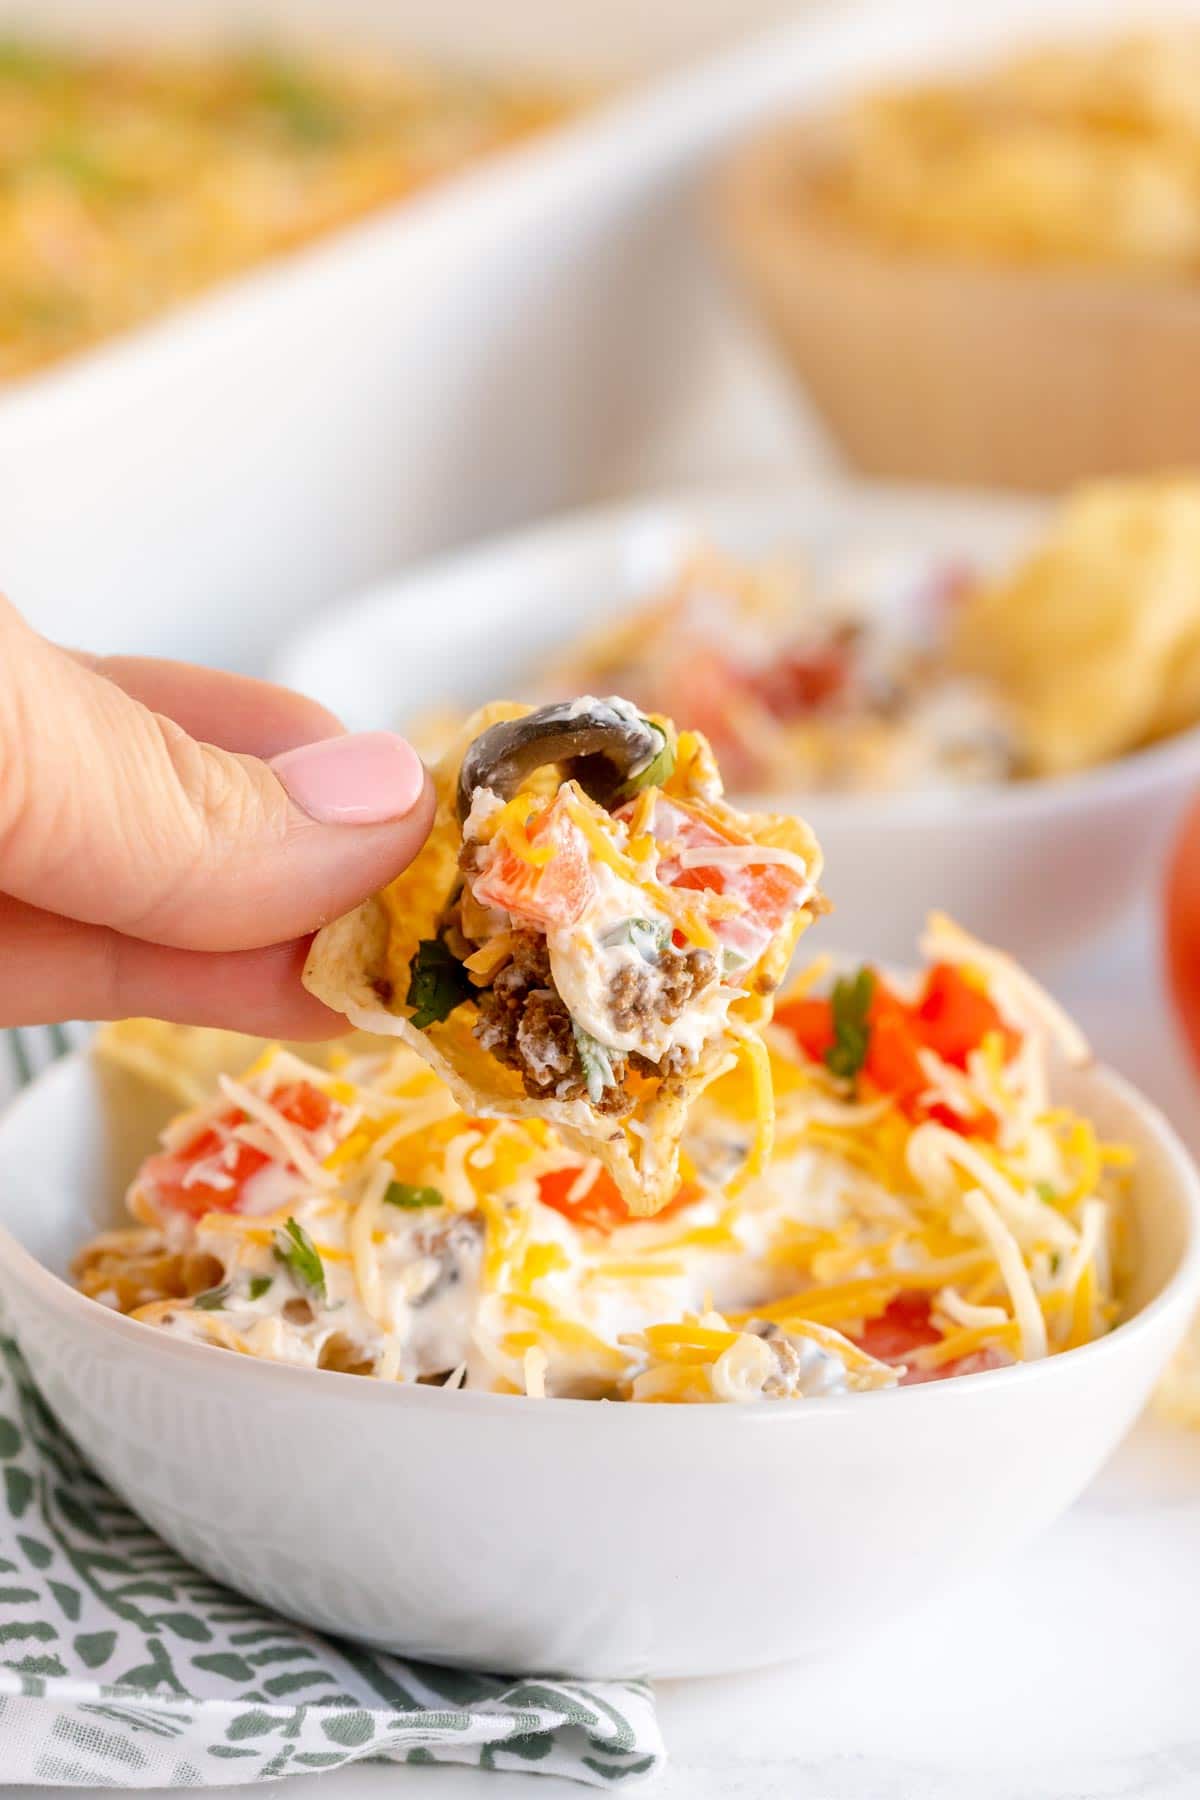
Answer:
[135, 1081, 334, 1221]
[916, 964, 1018, 1070]
[854, 1294, 941, 1364]
[776, 966, 1013, 1138]
[639, 796, 809, 969]
[751, 645, 848, 719]
[1165, 794, 1200, 1078]
[773, 996, 836, 1063]
[655, 649, 762, 788]
[269, 1082, 335, 1134]
[863, 989, 926, 1110]
[471, 795, 595, 930]
[853, 1294, 1009, 1386]
[537, 1167, 701, 1233]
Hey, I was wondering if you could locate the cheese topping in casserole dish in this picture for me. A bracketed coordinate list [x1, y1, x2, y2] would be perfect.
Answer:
[0, 38, 574, 379]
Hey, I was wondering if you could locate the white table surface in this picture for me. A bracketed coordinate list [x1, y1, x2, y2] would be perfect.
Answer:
[8, 907, 1199, 1798]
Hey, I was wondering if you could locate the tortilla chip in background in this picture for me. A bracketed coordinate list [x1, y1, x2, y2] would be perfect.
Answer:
[951, 477, 1200, 776]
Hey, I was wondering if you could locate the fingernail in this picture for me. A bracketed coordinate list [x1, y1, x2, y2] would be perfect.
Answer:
[271, 732, 426, 825]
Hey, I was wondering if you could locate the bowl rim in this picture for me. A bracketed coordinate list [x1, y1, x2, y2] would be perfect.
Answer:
[272, 473, 1200, 827]
[2, 1047, 1198, 1428]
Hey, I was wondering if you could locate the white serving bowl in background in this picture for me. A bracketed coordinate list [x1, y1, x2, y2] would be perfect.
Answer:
[272, 480, 1200, 971]
[0, 1047, 1196, 1678]
[10, 0, 1200, 674]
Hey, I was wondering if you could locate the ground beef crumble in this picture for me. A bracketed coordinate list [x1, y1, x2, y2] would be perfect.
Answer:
[471, 928, 714, 1107]
[457, 829, 721, 1105]
[474, 933, 634, 1113]
[608, 947, 717, 1035]
[749, 1321, 810, 1397]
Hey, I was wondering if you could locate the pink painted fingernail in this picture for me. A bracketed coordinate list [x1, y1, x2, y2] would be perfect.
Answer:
[271, 732, 426, 825]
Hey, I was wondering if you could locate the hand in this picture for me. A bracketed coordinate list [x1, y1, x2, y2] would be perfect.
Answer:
[0, 594, 434, 1037]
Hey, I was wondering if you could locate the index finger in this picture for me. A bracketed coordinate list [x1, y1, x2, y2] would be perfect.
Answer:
[80, 654, 344, 758]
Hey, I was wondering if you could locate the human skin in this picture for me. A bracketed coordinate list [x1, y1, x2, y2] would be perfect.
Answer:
[0, 593, 434, 1036]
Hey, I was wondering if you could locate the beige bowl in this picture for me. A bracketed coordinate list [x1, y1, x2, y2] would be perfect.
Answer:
[717, 115, 1200, 492]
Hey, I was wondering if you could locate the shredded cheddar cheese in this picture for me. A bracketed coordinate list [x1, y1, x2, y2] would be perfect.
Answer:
[84, 917, 1129, 1403]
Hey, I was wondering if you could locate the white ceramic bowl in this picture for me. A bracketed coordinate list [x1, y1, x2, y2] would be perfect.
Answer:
[272, 481, 1200, 971]
[0, 1045, 1197, 1679]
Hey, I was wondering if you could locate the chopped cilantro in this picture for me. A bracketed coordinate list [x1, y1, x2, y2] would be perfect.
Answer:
[407, 937, 473, 1030]
[825, 968, 875, 1084]
[192, 1285, 230, 1311]
[572, 1020, 619, 1106]
[248, 1276, 273, 1301]
[272, 1217, 326, 1301]
[384, 1181, 444, 1210]
[611, 722, 675, 803]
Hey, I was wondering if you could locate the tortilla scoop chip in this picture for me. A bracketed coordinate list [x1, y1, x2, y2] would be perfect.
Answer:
[951, 478, 1200, 775]
[303, 700, 820, 1215]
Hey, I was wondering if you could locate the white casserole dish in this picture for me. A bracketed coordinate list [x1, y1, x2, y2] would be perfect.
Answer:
[273, 480, 1200, 969]
[10, 0, 1200, 675]
[0, 1042, 1196, 1680]
[0, 0, 816, 672]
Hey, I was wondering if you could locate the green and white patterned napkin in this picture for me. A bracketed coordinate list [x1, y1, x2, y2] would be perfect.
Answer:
[0, 1032, 664, 1788]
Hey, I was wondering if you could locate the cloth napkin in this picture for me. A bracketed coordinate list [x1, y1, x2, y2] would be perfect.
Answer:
[0, 1030, 665, 1788]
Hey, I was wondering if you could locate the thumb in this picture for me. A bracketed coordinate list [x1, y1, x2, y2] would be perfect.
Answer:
[0, 597, 433, 952]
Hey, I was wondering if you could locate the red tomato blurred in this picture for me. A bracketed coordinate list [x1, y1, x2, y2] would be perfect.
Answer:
[642, 796, 809, 970]
[854, 1294, 941, 1363]
[916, 964, 1018, 1069]
[751, 645, 848, 719]
[1166, 793, 1200, 1074]
[854, 1295, 1010, 1386]
[773, 996, 836, 1062]
[865, 990, 928, 1111]
[537, 1167, 700, 1233]
[137, 1081, 334, 1220]
[775, 965, 1007, 1138]
[654, 647, 763, 789]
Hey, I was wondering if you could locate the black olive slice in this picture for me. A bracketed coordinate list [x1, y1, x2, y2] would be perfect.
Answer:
[456, 699, 662, 820]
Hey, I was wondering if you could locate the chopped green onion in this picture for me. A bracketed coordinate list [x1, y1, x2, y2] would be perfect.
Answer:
[192, 1285, 230, 1312]
[602, 917, 670, 962]
[825, 968, 875, 1084]
[572, 1021, 619, 1106]
[611, 722, 675, 804]
[248, 1276, 273, 1301]
[384, 1181, 444, 1210]
[407, 937, 473, 1030]
[272, 1217, 326, 1301]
